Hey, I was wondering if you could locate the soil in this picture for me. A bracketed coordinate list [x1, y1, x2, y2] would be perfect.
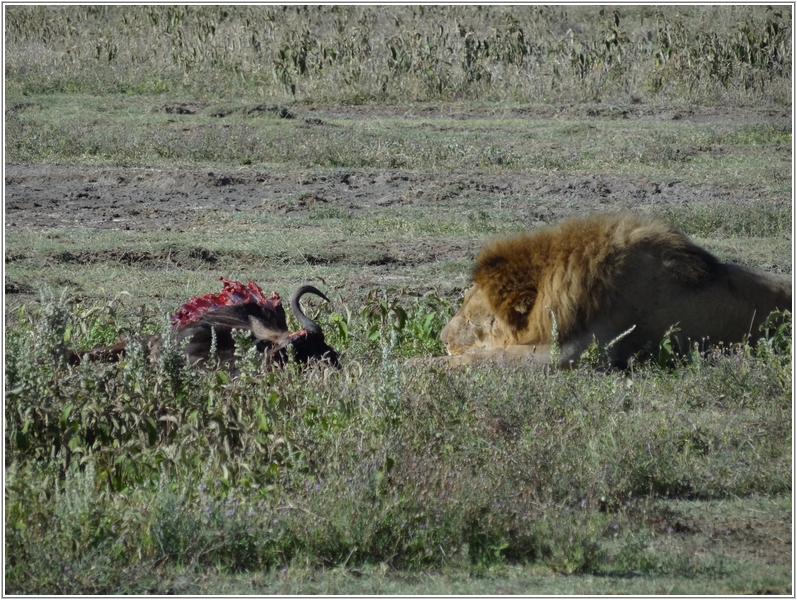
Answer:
[302, 103, 791, 124]
[646, 500, 793, 581]
[3, 164, 775, 234]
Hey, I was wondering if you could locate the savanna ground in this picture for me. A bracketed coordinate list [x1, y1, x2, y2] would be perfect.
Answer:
[3, 5, 793, 595]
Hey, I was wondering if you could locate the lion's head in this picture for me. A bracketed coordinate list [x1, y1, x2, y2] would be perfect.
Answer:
[440, 285, 518, 355]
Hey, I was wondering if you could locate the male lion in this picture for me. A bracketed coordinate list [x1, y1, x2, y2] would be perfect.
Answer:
[439, 213, 791, 368]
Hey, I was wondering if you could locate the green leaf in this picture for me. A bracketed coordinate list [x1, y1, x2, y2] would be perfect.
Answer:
[259, 413, 270, 433]
[15, 431, 29, 451]
[60, 403, 74, 428]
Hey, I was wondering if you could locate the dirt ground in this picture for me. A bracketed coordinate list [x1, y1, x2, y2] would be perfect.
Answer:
[2, 164, 777, 234]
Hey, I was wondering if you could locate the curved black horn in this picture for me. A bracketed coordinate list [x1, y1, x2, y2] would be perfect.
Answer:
[289, 285, 330, 336]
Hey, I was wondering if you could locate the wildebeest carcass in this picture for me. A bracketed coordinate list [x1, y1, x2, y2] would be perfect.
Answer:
[66, 278, 339, 369]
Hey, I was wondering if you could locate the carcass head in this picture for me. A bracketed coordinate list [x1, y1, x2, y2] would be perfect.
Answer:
[174, 278, 338, 368]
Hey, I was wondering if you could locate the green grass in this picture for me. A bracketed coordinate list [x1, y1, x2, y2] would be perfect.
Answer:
[5, 203, 791, 330]
[6, 96, 792, 192]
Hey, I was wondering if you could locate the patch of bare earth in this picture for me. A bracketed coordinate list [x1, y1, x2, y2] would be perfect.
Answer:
[3, 165, 774, 233]
[647, 502, 792, 574]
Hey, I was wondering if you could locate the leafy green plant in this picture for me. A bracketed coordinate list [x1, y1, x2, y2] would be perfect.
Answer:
[360, 289, 453, 358]
[756, 309, 791, 357]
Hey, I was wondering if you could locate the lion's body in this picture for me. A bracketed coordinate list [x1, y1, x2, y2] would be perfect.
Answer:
[440, 213, 792, 367]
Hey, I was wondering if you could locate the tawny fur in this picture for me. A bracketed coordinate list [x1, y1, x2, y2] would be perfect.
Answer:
[440, 213, 792, 368]
[472, 213, 719, 344]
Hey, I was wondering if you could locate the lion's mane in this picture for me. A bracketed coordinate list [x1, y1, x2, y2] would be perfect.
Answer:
[472, 213, 721, 344]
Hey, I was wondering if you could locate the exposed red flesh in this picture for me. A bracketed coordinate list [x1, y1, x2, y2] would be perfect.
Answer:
[171, 277, 282, 327]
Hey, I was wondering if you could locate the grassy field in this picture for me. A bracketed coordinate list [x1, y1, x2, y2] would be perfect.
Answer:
[4, 5, 793, 595]
[5, 5, 791, 105]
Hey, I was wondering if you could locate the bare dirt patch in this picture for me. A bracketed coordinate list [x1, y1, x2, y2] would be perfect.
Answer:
[3, 164, 773, 234]
[6, 101, 790, 307]
[648, 500, 792, 573]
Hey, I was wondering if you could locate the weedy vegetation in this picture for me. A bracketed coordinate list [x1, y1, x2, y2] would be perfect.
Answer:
[5, 5, 791, 105]
[4, 4, 793, 596]
[4, 292, 793, 594]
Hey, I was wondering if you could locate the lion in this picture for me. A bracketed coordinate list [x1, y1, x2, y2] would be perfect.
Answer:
[438, 213, 792, 368]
